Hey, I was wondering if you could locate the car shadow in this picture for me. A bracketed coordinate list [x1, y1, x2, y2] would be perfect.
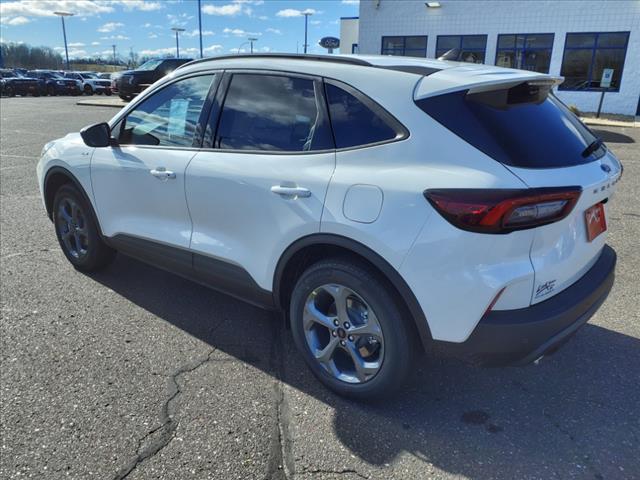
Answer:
[89, 254, 640, 478]
[592, 128, 635, 144]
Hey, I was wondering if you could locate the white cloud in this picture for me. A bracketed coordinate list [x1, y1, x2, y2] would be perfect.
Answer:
[68, 42, 85, 47]
[203, 44, 223, 54]
[1, 15, 30, 26]
[228, 47, 247, 54]
[202, 3, 252, 16]
[167, 12, 193, 27]
[97, 22, 124, 33]
[0, 1, 113, 19]
[143, 23, 152, 28]
[276, 8, 317, 18]
[148, 32, 159, 39]
[258, 15, 268, 20]
[265, 28, 281, 35]
[100, 34, 130, 41]
[114, 0, 163, 11]
[184, 29, 214, 37]
[223, 27, 260, 37]
[139, 46, 200, 57]
[342, 0, 359, 4]
[310, 20, 321, 25]
[91, 41, 101, 46]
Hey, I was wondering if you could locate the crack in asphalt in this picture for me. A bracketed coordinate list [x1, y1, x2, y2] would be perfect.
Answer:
[300, 467, 370, 479]
[266, 317, 295, 480]
[112, 348, 217, 480]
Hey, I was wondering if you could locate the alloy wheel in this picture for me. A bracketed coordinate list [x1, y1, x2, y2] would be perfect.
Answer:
[303, 284, 384, 384]
[56, 197, 89, 259]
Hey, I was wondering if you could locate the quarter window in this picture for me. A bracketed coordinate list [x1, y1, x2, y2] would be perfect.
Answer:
[381, 36, 427, 57]
[119, 74, 214, 147]
[215, 74, 333, 152]
[325, 82, 402, 149]
[560, 32, 629, 91]
[436, 35, 487, 63]
[496, 33, 554, 73]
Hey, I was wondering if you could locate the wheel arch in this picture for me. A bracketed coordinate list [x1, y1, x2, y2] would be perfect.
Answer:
[273, 234, 432, 350]
[43, 167, 102, 235]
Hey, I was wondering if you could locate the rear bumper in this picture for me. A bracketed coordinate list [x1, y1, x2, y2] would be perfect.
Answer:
[450, 244, 616, 366]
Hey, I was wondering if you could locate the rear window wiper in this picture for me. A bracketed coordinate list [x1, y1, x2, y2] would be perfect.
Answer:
[582, 138, 603, 158]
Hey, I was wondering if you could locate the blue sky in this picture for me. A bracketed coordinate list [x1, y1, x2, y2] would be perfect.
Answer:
[0, 0, 360, 59]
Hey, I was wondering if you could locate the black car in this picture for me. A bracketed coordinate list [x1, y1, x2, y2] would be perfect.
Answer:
[115, 58, 192, 100]
[0, 69, 40, 97]
[26, 70, 81, 96]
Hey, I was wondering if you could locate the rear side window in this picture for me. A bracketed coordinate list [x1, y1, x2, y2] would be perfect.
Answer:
[416, 87, 601, 168]
[215, 73, 333, 152]
[325, 82, 403, 149]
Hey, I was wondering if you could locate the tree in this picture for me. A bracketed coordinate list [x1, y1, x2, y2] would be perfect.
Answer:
[0, 42, 63, 70]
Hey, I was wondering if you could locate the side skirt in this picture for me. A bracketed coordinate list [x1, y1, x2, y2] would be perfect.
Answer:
[106, 234, 275, 310]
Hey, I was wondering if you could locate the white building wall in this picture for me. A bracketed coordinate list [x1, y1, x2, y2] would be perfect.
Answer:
[340, 17, 360, 54]
[358, 0, 640, 115]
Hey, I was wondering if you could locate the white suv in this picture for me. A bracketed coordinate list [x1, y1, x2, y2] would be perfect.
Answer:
[37, 54, 620, 399]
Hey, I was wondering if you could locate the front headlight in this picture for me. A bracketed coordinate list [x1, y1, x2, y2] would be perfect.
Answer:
[56, 80, 64, 85]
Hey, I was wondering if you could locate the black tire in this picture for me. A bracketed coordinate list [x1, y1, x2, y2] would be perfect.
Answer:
[289, 258, 415, 400]
[5, 85, 15, 97]
[84, 84, 93, 95]
[47, 85, 56, 96]
[105, 90, 112, 96]
[52, 184, 115, 272]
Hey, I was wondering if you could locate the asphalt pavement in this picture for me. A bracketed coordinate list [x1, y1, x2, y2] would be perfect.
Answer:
[1, 96, 639, 480]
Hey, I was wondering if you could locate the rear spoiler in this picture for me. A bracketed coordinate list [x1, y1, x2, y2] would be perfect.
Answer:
[414, 65, 563, 100]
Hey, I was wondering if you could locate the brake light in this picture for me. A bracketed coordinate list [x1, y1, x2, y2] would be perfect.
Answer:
[424, 187, 582, 234]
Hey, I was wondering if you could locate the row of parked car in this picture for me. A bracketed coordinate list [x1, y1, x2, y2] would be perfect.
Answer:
[1, 58, 194, 101]
[0, 68, 114, 97]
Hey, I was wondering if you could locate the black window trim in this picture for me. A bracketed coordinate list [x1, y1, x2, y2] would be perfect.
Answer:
[204, 69, 336, 155]
[558, 31, 630, 92]
[109, 71, 222, 151]
[323, 77, 410, 152]
[494, 32, 555, 73]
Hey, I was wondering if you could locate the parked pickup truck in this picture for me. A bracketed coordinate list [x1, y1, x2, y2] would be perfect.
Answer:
[115, 58, 192, 100]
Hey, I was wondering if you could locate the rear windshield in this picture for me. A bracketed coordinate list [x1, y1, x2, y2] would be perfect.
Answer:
[416, 86, 604, 168]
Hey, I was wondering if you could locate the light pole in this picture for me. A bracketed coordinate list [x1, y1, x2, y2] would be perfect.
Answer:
[248, 37, 258, 54]
[171, 27, 185, 58]
[112, 44, 116, 65]
[54, 11, 74, 69]
[302, 11, 313, 54]
[197, 0, 203, 58]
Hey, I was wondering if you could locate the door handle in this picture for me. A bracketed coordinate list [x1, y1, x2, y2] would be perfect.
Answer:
[270, 185, 312, 198]
[150, 167, 176, 180]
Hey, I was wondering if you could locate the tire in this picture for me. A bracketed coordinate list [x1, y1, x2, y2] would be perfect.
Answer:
[47, 85, 56, 96]
[52, 184, 115, 272]
[289, 258, 415, 400]
[84, 84, 93, 95]
[105, 90, 112, 96]
[5, 85, 15, 97]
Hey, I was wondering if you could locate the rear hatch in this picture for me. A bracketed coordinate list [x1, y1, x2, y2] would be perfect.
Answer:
[416, 67, 622, 304]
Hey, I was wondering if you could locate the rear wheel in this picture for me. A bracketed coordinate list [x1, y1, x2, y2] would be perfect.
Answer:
[5, 85, 15, 97]
[290, 259, 415, 400]
[47, 85, 56, 96]
[84, 84, 93, 95]
[53, 184, 115, 272]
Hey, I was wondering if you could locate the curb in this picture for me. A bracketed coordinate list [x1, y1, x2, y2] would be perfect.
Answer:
[76, 98, 128, 108]
[581, 117, 639, 128]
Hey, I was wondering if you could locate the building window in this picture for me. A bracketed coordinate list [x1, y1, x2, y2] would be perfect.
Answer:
[495, 34, 554, 73]
[560, 32, 630, 91]
[436, 35, 487, 63]
[352, 43, 359, 54]
[381, 36, 427, 57]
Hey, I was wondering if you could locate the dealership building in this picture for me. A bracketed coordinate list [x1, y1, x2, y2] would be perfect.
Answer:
[340, 0, 639, 116]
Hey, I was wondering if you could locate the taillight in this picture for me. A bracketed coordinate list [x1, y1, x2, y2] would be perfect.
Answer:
[424, 187, 582, 234]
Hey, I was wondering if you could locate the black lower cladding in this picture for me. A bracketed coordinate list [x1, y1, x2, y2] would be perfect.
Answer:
[452, 244, 616, 366]
[106, 235, 274, 309]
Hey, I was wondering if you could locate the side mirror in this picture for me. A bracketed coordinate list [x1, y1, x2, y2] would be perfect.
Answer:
[80, 122, 113, 147]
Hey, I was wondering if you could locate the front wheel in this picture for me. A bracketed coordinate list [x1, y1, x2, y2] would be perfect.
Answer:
[289, 259, 416, 400]
[53, 184, 115, 272]
[84, 84, 93, 95]
[47, 85, 56, 96]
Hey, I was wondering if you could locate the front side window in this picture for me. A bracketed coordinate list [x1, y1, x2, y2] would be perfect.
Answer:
[136, 59, 163, 71]
[119, 74, 214, 147]
[496, 33, 554, 73]
[215, 73, 333, 152]
[325, 82, 403, 149]
[436, 35, 487, 63]
[381, 36, 427, 57]
[560, 32, 629, 91]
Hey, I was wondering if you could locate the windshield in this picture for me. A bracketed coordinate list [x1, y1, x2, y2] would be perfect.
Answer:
[137, 60, 163, 71]
[82, 73, 97, 79]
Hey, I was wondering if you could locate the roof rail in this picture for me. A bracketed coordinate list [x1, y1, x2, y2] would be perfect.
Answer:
[176, 53, 373, 71]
